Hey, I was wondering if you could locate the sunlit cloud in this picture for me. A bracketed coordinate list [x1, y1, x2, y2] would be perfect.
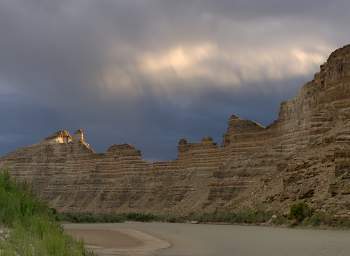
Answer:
[225, 45, 332, 83]
[136, 43, 332, 89]
[98, 41, 332, 99]
[140, 43, 216, 73]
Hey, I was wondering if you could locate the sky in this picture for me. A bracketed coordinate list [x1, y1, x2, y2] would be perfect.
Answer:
[0, 0, 349, 160]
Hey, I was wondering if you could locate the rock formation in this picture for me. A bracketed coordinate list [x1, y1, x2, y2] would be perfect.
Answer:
[2, 45, 350, 218]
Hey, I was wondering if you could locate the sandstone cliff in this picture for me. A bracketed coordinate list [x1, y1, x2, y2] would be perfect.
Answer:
[2, 45, 350, 218]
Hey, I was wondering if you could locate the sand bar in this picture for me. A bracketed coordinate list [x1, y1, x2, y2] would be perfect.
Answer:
[64, 223, 170, 256]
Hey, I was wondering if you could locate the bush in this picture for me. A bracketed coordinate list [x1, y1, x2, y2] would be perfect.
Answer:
[289, 202, 312, 223]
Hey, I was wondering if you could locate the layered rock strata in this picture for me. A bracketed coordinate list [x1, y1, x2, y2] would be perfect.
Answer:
[2, 45, 350, 217]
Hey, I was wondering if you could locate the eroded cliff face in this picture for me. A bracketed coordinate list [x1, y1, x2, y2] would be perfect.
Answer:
[2, 45, 350, 217]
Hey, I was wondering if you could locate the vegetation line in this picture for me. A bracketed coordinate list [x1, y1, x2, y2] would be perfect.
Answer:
[59, 203, 350, 229]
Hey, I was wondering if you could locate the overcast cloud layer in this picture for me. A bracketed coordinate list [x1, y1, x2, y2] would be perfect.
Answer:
[0, 0, 349, 160]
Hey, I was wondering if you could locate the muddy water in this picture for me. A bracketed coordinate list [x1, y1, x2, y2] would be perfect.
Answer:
[65, 222, 350, 256]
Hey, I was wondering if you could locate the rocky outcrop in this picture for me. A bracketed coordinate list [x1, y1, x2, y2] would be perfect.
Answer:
[2, 45, 350, 217]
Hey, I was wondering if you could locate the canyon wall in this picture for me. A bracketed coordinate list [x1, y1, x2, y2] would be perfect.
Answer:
[2, 45, 350, 218]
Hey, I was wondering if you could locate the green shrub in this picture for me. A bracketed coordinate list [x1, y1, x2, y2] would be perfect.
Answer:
[289, 202, 312, 223]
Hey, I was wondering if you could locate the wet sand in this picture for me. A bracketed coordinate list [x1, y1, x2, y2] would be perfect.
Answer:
[64, 223, 170, 256]
[65, 229, 143, 249]
[64, 222, 350, 256]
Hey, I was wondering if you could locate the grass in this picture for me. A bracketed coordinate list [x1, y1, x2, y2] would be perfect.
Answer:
[0, 170, 94, 256]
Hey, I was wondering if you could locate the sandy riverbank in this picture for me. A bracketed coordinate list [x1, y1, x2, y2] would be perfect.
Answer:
[64, 223, 170, 256]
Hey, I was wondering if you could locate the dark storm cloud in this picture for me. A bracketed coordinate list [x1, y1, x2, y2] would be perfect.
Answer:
[0, 0, 349, 160]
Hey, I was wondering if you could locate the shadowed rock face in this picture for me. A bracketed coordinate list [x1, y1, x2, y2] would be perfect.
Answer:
[2, 45, 350, 217]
